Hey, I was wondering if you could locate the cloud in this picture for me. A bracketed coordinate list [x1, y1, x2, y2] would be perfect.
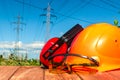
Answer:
[0, 41, 44, 48]
[23, 41, 45, 49]
[0, 41, 45, 54]
[0, 41, 15, 48]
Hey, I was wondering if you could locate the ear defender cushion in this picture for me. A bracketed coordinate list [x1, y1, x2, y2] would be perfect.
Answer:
[40, 37, 68, 68]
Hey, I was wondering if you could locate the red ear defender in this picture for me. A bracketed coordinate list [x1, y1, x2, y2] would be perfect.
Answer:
[40, 37, 68, 68]
[40, 24, 83, 68]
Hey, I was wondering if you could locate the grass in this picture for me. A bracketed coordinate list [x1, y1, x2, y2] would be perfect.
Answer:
[0, 54, 40, 66]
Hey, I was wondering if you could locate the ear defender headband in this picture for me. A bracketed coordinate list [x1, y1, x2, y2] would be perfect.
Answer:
[40, 24, 83, 68]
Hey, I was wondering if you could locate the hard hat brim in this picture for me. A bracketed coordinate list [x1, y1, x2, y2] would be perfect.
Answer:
[97, 64, 120, 72]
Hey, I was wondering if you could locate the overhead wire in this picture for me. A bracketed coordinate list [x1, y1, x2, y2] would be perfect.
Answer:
[48, 0, 69, 35]
[22, 0, 24, 19]
[108, 0, 120, 6]
[21, 0, 25, 42]
[55, 12, 94, 23]
[54, 0, 92, 25]
[51, 0, 94, 24]
[53, 0, 69, 13]
[14, 0, 119, 36]
[100, 0, 120, 10]
[49, 0, 94, 39]
[50, 0, 119, 37]
[14, 0, 120, 44]
[55, 0, 117, 23]
[89, 0, 117, 13]
[49, 0, 54, 5]
[108, 0, 120, 13]
[50, 0, 92, 34]
[32, 21, 46, 55]
[14, 0, 93, 24]
[15, 0, 43, 10]
[33, 14, 44, 41]
[27, 0, 42, 55]
[15, 0, 94, 43]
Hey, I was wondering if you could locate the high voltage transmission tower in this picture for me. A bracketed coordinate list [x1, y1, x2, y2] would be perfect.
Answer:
[41, 3, 57, 42]
[12, 14, 26, 58]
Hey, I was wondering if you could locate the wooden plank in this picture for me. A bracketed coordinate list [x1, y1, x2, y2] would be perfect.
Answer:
[0, 66, 20, 80]
[0, 66, 120, 80]
[10, 66, 44, 80]
[57, 72, 82, 80]
[77, 70, 120, 80]
[44, 69, 63, 80]
[108, 70, 120, 79]
[44, 68, 83, 80]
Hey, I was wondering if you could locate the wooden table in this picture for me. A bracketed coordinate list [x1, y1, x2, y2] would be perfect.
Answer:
[0, 66, 120, 80]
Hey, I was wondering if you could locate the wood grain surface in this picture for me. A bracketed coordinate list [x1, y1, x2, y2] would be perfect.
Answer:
[0, 66, 120, 80]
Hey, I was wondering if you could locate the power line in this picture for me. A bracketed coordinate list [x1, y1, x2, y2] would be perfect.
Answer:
[14, 0, 93, 24]
[22, 0, 25, 18]
[53, 0, 93, 24]
[14, 0, 43, 10]
[100, 0, 120, 10]
[49, 0, 54, 5]
[56, 12, 93, 23]
[55, 0, 92, 25]
[33, 15, 44, 41]
[55, 0, 69, 13]
[108, 0, 120, 6]
[89, 0, 117, 13]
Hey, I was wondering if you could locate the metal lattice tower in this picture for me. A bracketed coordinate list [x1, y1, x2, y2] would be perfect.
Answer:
[12, 14, 26, 57]
[41, 3, 57, 42]
[46, 3, 51, 42]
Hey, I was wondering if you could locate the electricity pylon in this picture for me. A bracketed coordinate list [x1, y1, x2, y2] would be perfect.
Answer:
[41, 3, 57, 42]
[12, 14, 26, 58]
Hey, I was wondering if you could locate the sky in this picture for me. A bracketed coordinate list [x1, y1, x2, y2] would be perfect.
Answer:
[0, 0, 120, 59]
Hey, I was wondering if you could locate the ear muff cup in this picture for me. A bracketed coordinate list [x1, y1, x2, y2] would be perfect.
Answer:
[40, 37, 68, 68]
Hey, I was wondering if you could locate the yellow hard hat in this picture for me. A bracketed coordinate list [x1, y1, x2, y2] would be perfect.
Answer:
[66, 23, 120, 72]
